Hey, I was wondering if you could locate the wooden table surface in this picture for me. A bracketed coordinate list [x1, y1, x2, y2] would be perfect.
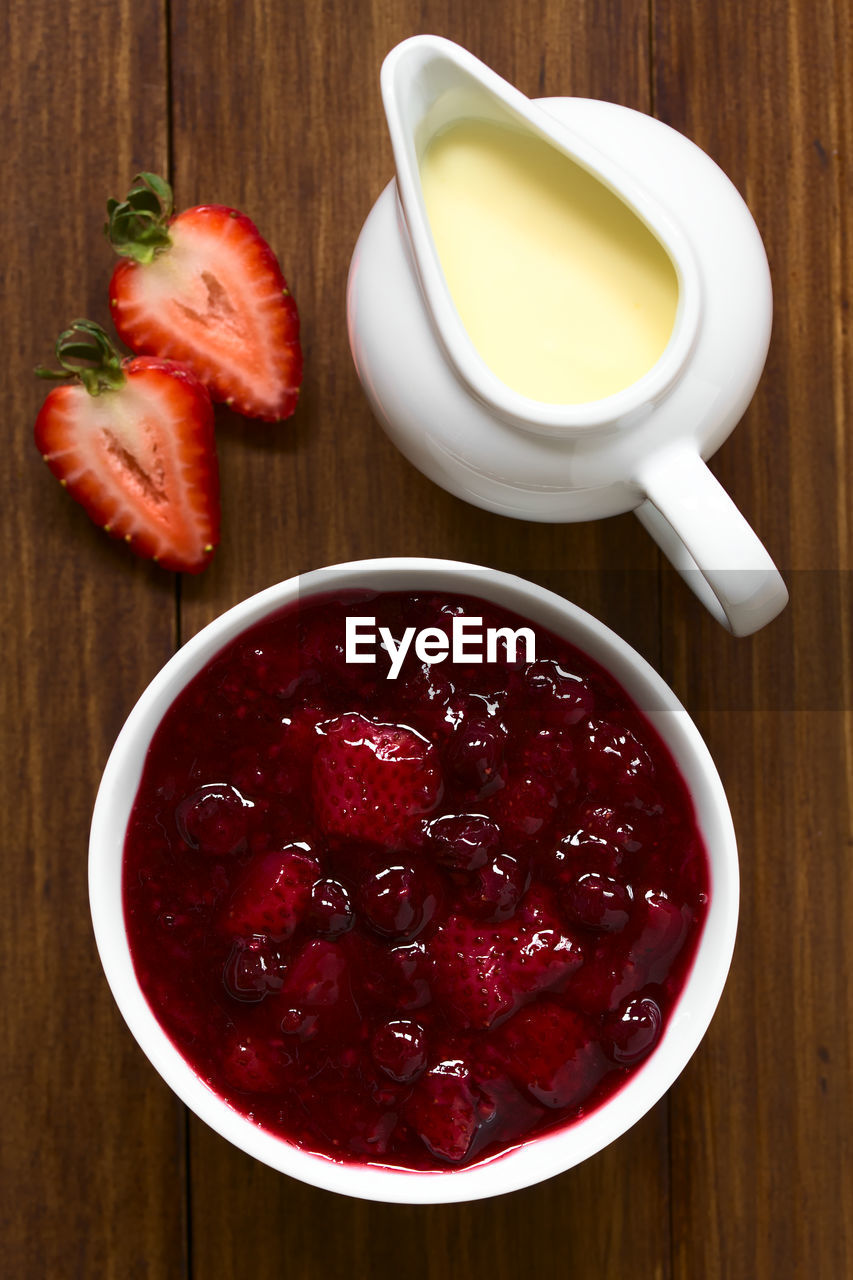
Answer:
[3, 1, 851, 1276]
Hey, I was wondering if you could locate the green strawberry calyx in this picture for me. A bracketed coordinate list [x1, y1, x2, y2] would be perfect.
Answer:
[35, 319, 127, 395]
[105, 171, 174, 265]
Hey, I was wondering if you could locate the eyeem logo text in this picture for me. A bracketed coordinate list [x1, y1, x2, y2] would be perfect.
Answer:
[345, 615, 536, 679]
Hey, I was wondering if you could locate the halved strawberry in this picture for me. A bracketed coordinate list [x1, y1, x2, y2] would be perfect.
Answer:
[312, 713, 443, 848]
[106, 173, 302, 421]
[34, 320, 218, 573]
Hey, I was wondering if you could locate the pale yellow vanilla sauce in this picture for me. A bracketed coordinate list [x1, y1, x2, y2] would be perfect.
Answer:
[420, 118, 679, 404]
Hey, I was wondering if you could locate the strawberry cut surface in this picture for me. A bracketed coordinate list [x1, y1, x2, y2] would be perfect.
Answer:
[35, 355, 219, 572]
[123, 590, 710, 1170]
[110, 206, 302, 421]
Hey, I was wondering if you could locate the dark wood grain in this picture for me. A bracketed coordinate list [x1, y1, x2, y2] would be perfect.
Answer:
[3, 0, 850, 1276]
[1, 2, 187, 1277]
[653, 2, 853, 1277]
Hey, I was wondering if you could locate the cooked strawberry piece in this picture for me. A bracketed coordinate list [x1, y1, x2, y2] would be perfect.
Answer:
[430, 891, 583, 1030]
[107, 175, 301, 421]
[563, 893, 685, 1013]
[629, 890, 689, 980]
[404, 1060, 481, 1164]
[279, 938, 348, 1007]
[497, 1000, 607, 1109]
[564, 950, 642, 1015]
[507, 894, 585, 995]
[312, 712, 442, 847]
[223, 845, 320, 937]
[429, 915, 514, 1029]
[315, 1089, 400, 1158]
[35, 321, 218, 572]
[221, 1031, 286, 1093]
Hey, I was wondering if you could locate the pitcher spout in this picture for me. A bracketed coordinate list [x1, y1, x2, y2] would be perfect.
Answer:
[380, 35, 701, 437]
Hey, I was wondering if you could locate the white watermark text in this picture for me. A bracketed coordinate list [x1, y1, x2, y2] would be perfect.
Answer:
[345, 615, 536, 679]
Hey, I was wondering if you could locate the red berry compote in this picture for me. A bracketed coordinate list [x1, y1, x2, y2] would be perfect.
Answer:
[123, 591, 710, 1170]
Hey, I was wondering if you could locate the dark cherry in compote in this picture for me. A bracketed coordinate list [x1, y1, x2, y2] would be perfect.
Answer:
[123, 591, 710, 1170]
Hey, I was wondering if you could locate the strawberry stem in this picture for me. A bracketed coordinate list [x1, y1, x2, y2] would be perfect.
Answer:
[105, 171, 174, 264]
[35, 320, 126, 395]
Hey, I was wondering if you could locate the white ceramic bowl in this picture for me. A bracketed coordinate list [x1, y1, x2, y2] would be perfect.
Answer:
[89, 557, 738, 1203]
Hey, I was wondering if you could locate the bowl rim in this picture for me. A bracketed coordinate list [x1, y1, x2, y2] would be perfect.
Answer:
[89, 556, 738, 1204]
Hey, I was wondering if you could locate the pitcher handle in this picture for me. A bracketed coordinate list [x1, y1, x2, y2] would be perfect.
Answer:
[634, 444, 788, 636]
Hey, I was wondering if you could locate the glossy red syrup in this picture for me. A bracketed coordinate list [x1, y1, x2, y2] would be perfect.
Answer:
[123, 591, 709, 1170]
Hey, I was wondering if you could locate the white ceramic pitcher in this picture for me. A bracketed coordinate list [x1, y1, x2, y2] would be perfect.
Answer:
[347, 35, 788, 636]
